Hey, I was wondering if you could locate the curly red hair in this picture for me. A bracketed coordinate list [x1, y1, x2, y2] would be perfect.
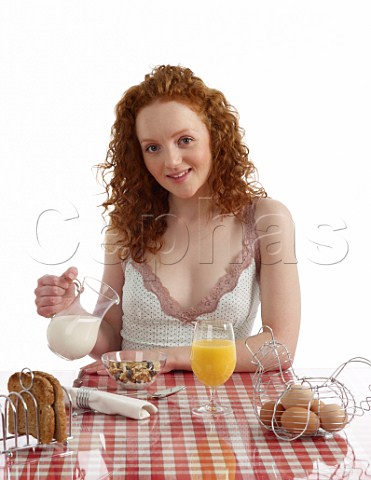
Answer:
[98, 65, 266, 262]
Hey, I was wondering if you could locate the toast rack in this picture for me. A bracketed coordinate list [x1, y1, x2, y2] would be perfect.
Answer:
[0, 368, 73, 457]
[246, 327, 371, 441]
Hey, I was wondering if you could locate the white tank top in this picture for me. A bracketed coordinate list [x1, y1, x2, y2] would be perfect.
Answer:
[120, 204, 260, 350]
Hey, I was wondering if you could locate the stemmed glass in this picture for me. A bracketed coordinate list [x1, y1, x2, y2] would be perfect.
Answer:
[190, 319, 236, 416]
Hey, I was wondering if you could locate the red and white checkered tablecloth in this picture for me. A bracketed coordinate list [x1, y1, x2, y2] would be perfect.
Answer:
[1, 369, 371, 479]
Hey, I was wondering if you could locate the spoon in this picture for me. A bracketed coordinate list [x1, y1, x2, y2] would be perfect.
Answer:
[149, 385, 185, 399]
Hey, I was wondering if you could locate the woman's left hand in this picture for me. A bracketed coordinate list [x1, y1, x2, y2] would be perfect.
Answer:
[80, 360, 108, 376]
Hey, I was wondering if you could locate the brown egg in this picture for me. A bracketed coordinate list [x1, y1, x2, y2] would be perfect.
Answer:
[320, 403, 348, 432]
[310, 398, 325, 415]
[281, 407, 319, 435]
[259, 401, 285, 427]
[281, 384, 314, 410]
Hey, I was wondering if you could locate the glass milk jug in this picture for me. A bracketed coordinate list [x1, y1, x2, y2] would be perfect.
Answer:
[47, 276, 120, 360]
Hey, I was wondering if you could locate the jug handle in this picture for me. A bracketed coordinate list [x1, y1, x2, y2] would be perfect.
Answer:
[50, 278, 84, 319]
[73, 278, 84, 295]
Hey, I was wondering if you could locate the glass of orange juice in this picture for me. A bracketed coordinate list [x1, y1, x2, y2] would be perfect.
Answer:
[190, 319, 236, 416]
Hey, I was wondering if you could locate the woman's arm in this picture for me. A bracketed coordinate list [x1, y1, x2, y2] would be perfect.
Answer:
[89, 235, 125, 358]
[238, 197, 301, 370]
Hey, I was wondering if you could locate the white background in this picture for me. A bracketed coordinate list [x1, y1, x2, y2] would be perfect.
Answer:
[1, 1, 370, 374]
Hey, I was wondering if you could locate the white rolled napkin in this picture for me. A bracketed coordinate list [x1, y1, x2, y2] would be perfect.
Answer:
[64, 387, 158, 420]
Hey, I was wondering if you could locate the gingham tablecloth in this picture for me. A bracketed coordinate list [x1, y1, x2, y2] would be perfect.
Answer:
[1, 369, 371, 479]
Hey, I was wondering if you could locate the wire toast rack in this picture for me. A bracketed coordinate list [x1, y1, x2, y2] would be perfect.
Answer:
[0, 368, 73, 457]
[246, 327, 371, 441]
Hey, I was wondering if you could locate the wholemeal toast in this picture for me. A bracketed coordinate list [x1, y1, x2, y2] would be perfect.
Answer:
[7, 371, 67, 444]
[34, 371, 67, 442]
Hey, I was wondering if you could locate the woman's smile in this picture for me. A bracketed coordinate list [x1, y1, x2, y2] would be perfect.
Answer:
[166, 168, 192, 182]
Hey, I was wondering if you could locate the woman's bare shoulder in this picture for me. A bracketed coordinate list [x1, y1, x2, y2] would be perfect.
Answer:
[253, 197, 293, 229]
[254, 197, 292, 216]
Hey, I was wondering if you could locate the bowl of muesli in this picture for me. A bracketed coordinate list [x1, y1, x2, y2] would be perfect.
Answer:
[101, 350, 167, 390]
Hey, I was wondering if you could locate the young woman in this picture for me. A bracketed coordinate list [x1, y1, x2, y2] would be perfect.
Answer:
[35, 65, 300, 373]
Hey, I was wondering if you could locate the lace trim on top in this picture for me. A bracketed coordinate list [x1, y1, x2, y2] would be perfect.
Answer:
[124, 202, 259, 324]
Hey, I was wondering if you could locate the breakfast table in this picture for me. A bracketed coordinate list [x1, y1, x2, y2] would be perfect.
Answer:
[1, 367, 371, 479]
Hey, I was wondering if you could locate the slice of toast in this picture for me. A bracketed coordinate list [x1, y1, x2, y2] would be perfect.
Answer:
[7, 371, 67, 444]
[8, 372, 55, 443]
[34, 371, 67, 442]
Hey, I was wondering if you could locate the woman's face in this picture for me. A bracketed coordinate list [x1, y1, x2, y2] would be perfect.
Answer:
[136, 100, 212, 200]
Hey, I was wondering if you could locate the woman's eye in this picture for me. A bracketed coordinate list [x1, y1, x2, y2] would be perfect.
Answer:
[145, 145, 158, 153]
[179, 137, 193, 145]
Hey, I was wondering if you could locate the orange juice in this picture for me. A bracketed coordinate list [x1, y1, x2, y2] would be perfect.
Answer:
[191, 339, 236, 387]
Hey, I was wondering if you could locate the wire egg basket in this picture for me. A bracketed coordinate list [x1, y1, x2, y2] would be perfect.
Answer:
[246, 327, 371, 441]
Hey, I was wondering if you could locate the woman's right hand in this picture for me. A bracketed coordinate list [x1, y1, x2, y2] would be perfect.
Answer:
[34, 266, 79, 318]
